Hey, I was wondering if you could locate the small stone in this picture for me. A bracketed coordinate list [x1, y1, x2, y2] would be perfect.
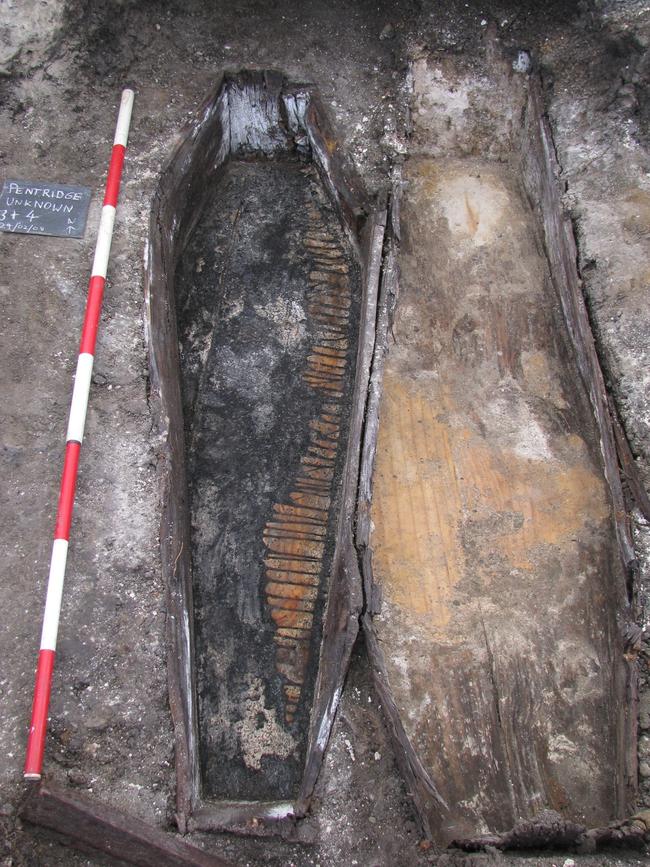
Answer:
[639, 761, 650, 778]
[72, 678, 90, 695]
[67, 768, 90, 788]
[633, 809, 650, 829]
[563, 859, 576, 867]
[379, 24, 395, 41]
[374, 751, 381, 761]
[368, 815, 377, 824]
[86, 711, 111, 732]
[513, 50, 532, 74]
[639, 693, 650, 729]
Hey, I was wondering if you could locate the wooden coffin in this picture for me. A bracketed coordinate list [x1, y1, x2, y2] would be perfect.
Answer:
[144, 71, 385, 834]
[357, 73, 637, 845]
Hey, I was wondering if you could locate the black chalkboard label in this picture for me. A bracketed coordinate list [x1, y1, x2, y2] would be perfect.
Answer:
[0, 179, 92, 238]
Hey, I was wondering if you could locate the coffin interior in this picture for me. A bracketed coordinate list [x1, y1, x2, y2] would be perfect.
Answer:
[145, 70, 379, 830]
[358, 58, 635, 845]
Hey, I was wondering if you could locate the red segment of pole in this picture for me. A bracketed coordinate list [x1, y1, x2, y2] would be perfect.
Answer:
[53, 442, 81, 540]
[79, 276, 106, 355]
[24, 88, 134, 782]
[24, 650, 55, 779]
[103, 144, 126, 207]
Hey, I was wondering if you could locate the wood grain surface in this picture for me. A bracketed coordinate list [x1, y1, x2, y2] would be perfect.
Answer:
[263, 201, 353, 725]
[368, 157, 627, 842]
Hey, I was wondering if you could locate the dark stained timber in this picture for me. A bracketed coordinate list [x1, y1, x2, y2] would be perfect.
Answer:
[145, 71, 384, 834]
[20, 783, 233, 867]
[176, 160, 359, 802]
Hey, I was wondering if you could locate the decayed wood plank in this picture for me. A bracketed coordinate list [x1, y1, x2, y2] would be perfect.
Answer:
[21, 783, 232, 867]
[357, 175, 454, 830]
[145, 76, 230, 830]
[609, 394, 650, 522]
[295, 204, 386, 814]
[453, 809, 650, 853]
[521, 81, 637, 582]
[520, 80, 639, 807]
[363, 153, 629, 844]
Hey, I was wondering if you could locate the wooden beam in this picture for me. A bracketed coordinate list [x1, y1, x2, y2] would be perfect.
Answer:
[20, 782, 233, 867]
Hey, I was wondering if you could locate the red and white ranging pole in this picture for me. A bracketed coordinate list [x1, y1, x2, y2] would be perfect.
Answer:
[24, 88, 135, 781]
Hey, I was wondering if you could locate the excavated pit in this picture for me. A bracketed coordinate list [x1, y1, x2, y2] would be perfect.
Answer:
[5, 5, 650, 864]
[147, 65, 637, 843]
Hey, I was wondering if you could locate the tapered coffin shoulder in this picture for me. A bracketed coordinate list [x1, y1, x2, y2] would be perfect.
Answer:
[144, 70, 385, 835]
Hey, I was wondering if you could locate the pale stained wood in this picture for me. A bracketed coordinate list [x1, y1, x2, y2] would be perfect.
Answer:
[372, 379, 609, 624]
[369, 157, 627, 843]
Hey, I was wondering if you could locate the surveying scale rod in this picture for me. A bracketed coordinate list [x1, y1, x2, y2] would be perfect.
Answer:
[24, 89, 135, 780]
